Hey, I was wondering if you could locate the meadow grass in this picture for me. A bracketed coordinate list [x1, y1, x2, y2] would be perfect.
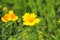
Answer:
[0, 0, 59, 40]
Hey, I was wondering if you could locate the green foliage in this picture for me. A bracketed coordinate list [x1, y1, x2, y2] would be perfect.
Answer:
[0, 0, 59, 40]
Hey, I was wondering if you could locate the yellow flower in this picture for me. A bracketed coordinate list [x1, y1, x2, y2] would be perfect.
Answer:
[3, 7, 8, 11]
[8, 10, 18, 21]
[1, 14, 11, 22]
[22, 13, 40, 26]
[1, 10, 18, 22]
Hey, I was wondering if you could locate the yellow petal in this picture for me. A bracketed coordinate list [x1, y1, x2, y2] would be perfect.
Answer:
[34, 18, 40, 23]
[9, 10, 14, 14]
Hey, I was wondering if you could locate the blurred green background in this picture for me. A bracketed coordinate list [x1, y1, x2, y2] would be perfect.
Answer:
[0, 0, 59, 40]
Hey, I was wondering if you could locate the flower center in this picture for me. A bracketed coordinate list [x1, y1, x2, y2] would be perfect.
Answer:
[28, 18, 33, 22]
[11, 14, 16, 18]
[4, 16, 8, 20]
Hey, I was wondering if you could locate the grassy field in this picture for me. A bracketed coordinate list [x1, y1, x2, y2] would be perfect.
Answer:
[0, 0, 59, 40]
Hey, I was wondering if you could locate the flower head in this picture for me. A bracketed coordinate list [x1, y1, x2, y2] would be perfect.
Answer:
[3, 7, 8, 11]
[8, 10, 18, 21]
[22, 13, 40, 26]
[1, 10, 18, 22]
[1, 14, 11, 22]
